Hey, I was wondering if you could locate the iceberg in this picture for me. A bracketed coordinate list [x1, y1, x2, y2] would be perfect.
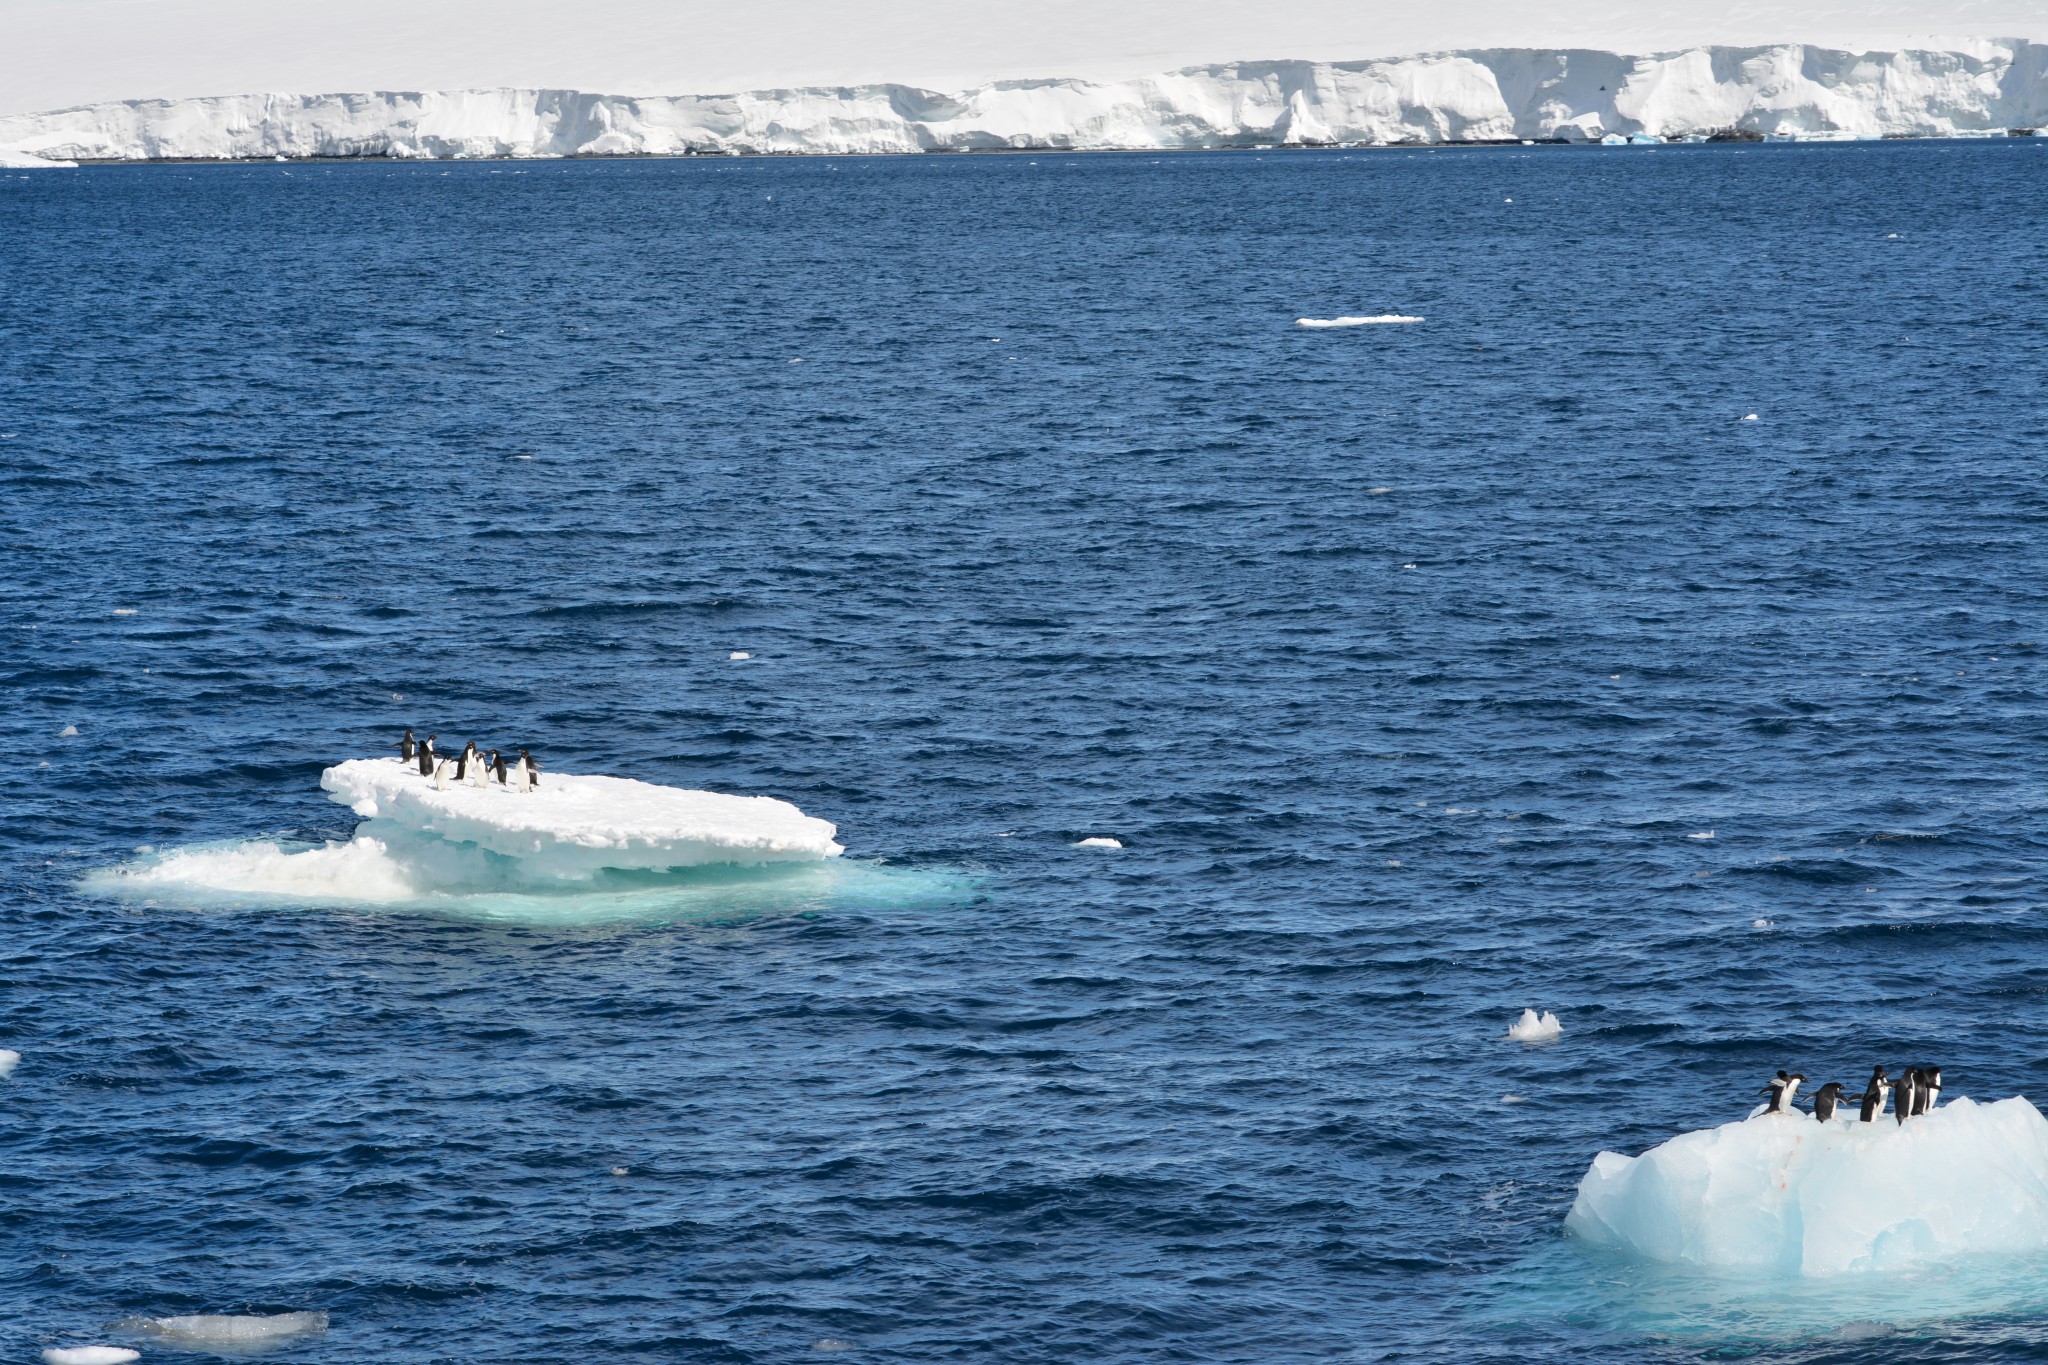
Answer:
[1565, 1097, 2048, 1276]
[81, 756, 875, 922]
[320, 757, 842, 874]
[1, 42, 2044, 162]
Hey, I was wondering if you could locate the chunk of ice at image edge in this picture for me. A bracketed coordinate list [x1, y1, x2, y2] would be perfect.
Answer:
[43, 1348, 138, 1365]
[1506, 1008, 1563, 1042]
[1074, 836, 1123, 848]
[122, 1311, 328, 1346]
[1295, 314, 1424, 327]
[0, 1048, 19, 1077]
[1565, 1097, 2048, 1274]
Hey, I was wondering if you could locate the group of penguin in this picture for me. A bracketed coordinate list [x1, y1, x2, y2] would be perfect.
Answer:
[1759, 1065, 1943, 1124]
[395, 729, 541, 793]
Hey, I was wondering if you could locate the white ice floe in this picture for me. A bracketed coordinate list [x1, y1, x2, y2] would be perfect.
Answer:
[58, 724, 78, 737]
[1567, 1097, 2048, 1275]
[1742, 413, 1760, 421]
[92, 757, 842, 907]
[1296, 315, 1425, 327]
[322, 757, 843, 873]
[1075, 836, 1124, 849]
[728, 651, 751, 661]
[1688, 831, 1715, 840]
[42, 1348, 138, 1365]
[124, 1311, 329, 1347]
[0, 1049, 20, 1077]
[1507, 1008, 1564, 1042]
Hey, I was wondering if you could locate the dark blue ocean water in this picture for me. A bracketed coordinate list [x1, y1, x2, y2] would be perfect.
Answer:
[3, 140, 2048, 1364]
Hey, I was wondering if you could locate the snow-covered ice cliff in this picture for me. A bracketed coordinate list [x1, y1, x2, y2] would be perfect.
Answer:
[1566, 1097, 2048, 1275]
[3, 42, 2044, 162]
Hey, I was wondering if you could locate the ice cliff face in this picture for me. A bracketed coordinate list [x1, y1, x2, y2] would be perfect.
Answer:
[1, 42, 2044, 162]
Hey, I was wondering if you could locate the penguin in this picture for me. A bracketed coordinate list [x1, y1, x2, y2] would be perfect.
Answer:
[493, 749, 509, 785]
[455, 741, 477, 783]
[1915, 1066, 1941, 1115]
[1810, 1082, 1848, 1123]
[433, 757, 452, 791]
[511, 750, 531, 793]
[394, 728, 416, 762]
[1852, 1066, 1891, 1122]
[417, 735, 437, 777]
[469, 746, 491, 787]
[520, 748, 540, 790]
[1760, 1070, 1805, 1114]
[1894, 1068, 1919, 1125]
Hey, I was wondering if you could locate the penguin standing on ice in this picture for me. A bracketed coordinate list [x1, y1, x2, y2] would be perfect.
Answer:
[1915, 1066, 1942, 1115]
[1894, 1068, 1920, 1125]
[492, 749, 509, 786]
[1761, 1070, 1805, 1114]
[519, 748, 539, 791]
[511, 750, 531, 793]
[469, 745, 491, 787]
[433, 757, 452, 791]
[394, 728, 416, 762]
[1853, 1066, 1891, 1122]
[455, 741, 477, 783]
[1810, 1082, 1848, 1122]
[417, 735, 437, 777]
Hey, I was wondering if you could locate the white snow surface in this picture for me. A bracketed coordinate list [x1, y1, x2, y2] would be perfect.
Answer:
[125, 1312, 329, 1346]
[1507, 1008, 1564, 1041]
[3, 42, 2045, 162]
[0, 147, 73, 168]
[1566, 1097, 2048, 1275]
[321, 757, 843, 873]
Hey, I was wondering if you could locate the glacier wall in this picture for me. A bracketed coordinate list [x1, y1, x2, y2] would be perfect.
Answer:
[2, 42, 2045, 163]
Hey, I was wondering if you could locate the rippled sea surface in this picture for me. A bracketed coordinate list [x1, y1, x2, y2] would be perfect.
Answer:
[4, 141, 2047, 1363]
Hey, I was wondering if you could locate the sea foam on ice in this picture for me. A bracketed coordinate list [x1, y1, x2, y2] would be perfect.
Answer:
[1566, 1097, 2048, 1275]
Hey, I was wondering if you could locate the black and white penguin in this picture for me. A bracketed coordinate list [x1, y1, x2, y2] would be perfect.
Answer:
[1761, 1070, 1805, 1114]
[455, 741, 477, 782]
[493, 749, 509, 785]
[417, 735, 437, 777]
[394, 728, 416, 762]
[1810, 1082, 1848, 1123]
[520, 748, 540, 790]
[1853, 1066, 1891, 1123]
[1915, 1066, 1942, 1115]
[433, 756, 452, 791]
[1894, 1068, 1920, 1125]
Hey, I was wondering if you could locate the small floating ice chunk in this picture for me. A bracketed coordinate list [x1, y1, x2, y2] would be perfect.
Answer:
[728, 651, 751, 660]
[1075, 837, 1123, 849]
[812, 1341, 853, 1353]
[1688, 831, 1715, 840]
[0, 1049, 19, 1077]
[1566, 1097, 2048, 1274]
[112, 608, 136, 616]
[1752, 918, 1773, 929]
[58, 724, 78, 737]
[1506, 1008, 1563, 1042]
[43, 1348, 139, 1365]
[126, 1311, 328, 1347]
[1501, 1094, 1527, 1104]
[609, 1165, 629, 1176]
[1741, 413, 1760, 421]
[1296, 314, 1424, 327]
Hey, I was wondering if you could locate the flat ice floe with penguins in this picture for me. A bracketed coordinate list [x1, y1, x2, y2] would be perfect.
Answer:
[81, 757, 965, 924]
